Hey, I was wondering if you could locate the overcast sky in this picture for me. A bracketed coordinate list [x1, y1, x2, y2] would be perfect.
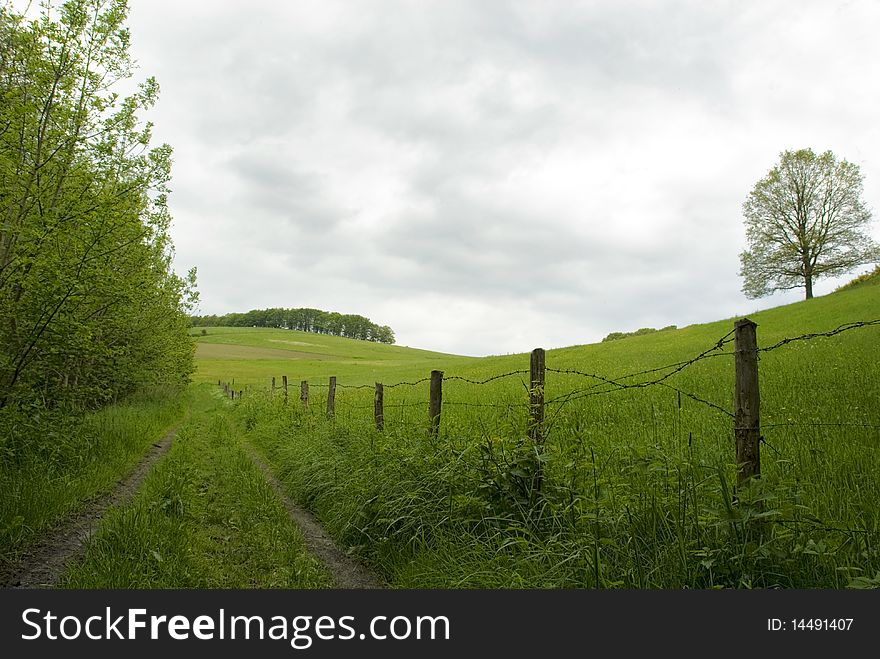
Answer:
[124, 0, 880, 356]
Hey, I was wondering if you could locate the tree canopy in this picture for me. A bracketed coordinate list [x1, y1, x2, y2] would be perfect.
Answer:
[739, 148, 880, 300]
[191, 307, 395, 344]
[0, 0, 196, 412]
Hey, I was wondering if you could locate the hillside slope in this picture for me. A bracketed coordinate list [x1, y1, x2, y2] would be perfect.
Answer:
[217, 279, 879, 588]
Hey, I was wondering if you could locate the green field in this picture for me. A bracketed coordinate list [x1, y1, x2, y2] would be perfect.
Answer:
[190, 326, 466, 388]
[197, 276, 880, 588]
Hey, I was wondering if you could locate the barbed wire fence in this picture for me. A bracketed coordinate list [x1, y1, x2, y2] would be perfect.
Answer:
[218, 317, 880, 532]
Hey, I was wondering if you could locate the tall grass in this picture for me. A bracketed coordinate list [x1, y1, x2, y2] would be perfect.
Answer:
[235, 283, 880, 588]
[0, 389, 186, 568]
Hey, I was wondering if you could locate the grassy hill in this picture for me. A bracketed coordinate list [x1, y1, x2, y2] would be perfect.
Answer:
[191, 326, 467, 387]
[194, 274, 878, 395]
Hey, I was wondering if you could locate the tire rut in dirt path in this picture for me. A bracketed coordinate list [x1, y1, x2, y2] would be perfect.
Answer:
[1, 414, 188, 589]
[246, 447, 383, 589]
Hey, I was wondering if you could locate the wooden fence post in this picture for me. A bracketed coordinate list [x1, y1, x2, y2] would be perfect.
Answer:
[429, 370, 443, 438]
[529, 348, 546, 494]
[327, 376, 337, 417]
[282, 375, 288, 404]
[734, 318, 760, 487]
[301, 380, 309, 410]
[529, 348, 546, 444]
[374, 382, 384, 431]
[231, 389, 235, 400]
[271, 377, 275, 399]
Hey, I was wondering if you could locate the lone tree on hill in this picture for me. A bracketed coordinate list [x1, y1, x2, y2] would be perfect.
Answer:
[739, 148, 880, 300]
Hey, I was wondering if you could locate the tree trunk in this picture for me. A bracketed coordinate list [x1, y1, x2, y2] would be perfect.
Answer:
[804, 274, 813, 299]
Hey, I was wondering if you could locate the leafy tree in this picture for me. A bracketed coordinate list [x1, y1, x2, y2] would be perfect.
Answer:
[0, 0, 196, 410]
[190, 306, 396, 343]
[740, 149, 880, 300]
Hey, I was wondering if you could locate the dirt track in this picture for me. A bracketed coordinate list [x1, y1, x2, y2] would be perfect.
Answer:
[2, 404, 383, 589]
[0, 417, 185, 588]
[246, 447, 383, 589]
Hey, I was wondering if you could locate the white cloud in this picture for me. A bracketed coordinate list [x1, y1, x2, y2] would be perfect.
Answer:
[126, 0, 880, 355]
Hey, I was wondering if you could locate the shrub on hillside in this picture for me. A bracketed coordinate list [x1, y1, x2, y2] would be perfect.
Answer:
[602, 325, 677, 342]
[835, 265, 880, 292]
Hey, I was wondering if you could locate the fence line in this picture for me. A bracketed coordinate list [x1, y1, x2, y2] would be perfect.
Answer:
[763, 422, 880, 430]
[385, 376, 432, 389]
[443, 370, 530, 386]
[759, 318, 880, 352]
[218, 316, 878, 495]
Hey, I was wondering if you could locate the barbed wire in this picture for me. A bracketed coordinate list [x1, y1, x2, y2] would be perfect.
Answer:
[763, 422, 880, 430]
[546, 328, 735, 392]
[759, 436, 781, 456]
[444, 400, 525, 410]
[443, 370, 530, 386]
[385, 377, 431, 389]
[656, 382, 733, 418]
[759, 319, 880, 352]
[770, 518, 879, 536]
[223, 318, 876, 436]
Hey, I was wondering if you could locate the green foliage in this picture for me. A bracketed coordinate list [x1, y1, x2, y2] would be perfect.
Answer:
[740, 148, 879, 300]
[0, 0, 196, 411]
[835, 265, 880, 292]
[603, 325, 677, 342]
[0, 388, 185, 567]
[191, 307, 395, 344]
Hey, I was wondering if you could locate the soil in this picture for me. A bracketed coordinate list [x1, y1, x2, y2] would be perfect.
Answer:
[246, 447, 383, 589]
[0, 417, 185, 588]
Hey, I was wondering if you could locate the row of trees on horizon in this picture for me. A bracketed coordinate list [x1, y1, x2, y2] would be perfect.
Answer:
[191, 308, 396, 344]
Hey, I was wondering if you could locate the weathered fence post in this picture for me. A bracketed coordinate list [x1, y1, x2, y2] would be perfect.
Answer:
[301, 380, 309, 410]
[282, 375, 288, 404]
[374, 382, 384, 431]
[231, 389, 235, 400]
[734, 318, 760, 488]
[271, 377, 275, 399]
[529, 348, 546, 493]
[429, 370, 443, 438]
[528, 348, 546, 444]
[327, 376, 337, 417]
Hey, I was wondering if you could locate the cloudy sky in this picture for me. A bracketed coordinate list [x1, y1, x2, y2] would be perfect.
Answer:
[124, 0, 880, 356]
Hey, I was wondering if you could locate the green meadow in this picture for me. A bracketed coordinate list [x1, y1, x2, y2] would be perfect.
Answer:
[190, 325, 465, 388]
[199, 276, 880, 588]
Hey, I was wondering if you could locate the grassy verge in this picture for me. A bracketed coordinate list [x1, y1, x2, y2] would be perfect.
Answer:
[0, 389, 186, 569]
[62, 385, 332, 588]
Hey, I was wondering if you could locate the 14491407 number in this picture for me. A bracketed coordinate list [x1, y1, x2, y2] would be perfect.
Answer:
[791, 619, 853, 631]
